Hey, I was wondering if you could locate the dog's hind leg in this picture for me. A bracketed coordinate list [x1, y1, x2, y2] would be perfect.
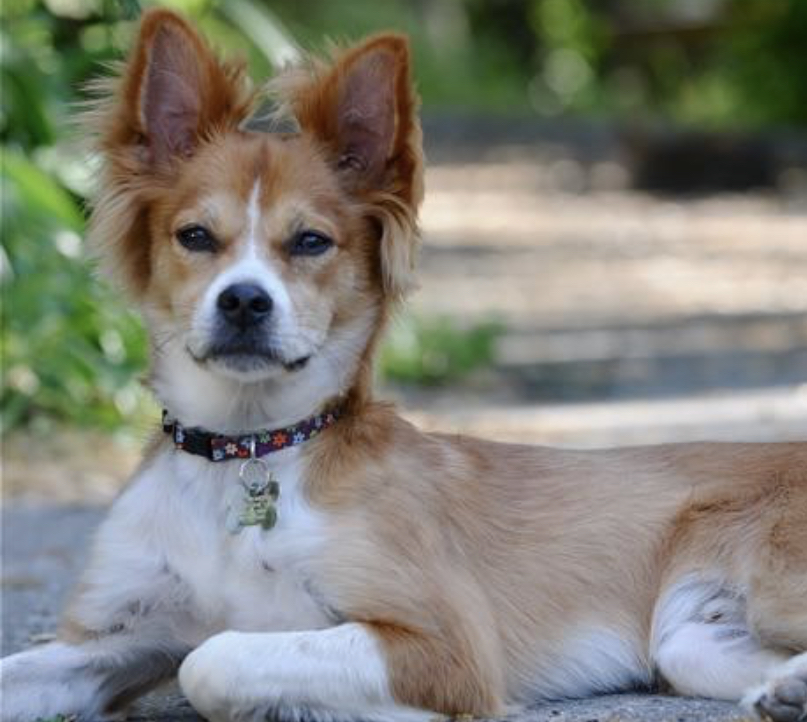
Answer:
[741, 547, 807, 721]
[652, 458, 807, 720]
[740, 469, 807, 722]
[651, 557, 807, 721]
[744, 653, 807, 722]
[650, 577, 788, 701]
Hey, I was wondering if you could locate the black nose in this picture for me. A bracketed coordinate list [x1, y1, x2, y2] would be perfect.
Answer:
[217, 283, 273, 328]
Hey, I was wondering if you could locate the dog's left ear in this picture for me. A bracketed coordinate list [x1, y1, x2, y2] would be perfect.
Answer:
[282, 35, 422, 200]
[274, 34, 424, 298]
[92, 8, 254, 171]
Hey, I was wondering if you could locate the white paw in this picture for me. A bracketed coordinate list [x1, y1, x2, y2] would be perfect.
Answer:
[178, 627, 436, 722]
[0, 645, 104, 722]
[179, 631, 251, 722]
[743, 654, 807, 722]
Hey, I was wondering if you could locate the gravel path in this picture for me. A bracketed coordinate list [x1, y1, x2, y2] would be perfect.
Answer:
[412, 154, 807, 405]
[2, 505, 751, 722]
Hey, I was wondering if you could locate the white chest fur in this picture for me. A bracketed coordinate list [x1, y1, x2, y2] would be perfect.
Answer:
[79, 445, 337, 645]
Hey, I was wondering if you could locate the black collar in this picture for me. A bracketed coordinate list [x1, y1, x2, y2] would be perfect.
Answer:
[162, 405, 343, 461]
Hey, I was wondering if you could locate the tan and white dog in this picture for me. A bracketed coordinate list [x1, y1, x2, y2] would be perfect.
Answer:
[2, 9, 806, 722]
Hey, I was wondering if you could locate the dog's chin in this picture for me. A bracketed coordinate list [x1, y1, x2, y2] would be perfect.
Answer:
[192, 348, 312, 383]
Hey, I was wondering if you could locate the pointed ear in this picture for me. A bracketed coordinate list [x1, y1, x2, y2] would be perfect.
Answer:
[111, 9, 253, 166]
[271, 35, 424, 299]
[83, 10, 254, 297]
[275, 34, 423, 203]
[332, 39, 409, 186]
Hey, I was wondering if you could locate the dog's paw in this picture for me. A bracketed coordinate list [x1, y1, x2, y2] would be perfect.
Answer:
[743, 654, 807, 722]
[179, 632, 250, 722]
[0, 645, 107, 722]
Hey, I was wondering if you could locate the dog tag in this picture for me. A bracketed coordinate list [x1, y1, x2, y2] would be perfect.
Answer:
[226, 456, 281, 533]
[225, 482, 280, 533]
[240, 457, 272, 494]
[224, 485, 246, 534]
[240, 488, 278, 530]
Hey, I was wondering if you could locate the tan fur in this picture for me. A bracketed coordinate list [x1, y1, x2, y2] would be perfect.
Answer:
[80, 9, 806, 719]
[84, 11, 421, 409]
[302, 412, 807, 713]
[83, 10, 256, 294]
[267, 34, 424, 301]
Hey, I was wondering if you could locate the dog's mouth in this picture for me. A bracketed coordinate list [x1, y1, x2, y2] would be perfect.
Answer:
[190, 342, 312, 374]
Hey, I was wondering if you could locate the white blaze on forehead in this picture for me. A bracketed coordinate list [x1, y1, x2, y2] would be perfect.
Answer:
[244, 179, 262, 258]
[194, 179, 294, 333]
[222, 180, 291, 310]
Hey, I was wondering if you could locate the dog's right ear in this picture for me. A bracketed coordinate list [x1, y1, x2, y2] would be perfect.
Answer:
[85, 10, 254, 296]
[96, 8, 253, 168]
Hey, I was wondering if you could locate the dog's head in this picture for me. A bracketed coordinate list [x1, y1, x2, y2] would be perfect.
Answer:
[87, 10, 423, 427]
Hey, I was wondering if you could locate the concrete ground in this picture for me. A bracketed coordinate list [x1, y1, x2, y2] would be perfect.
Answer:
[3, 127, 803, 720]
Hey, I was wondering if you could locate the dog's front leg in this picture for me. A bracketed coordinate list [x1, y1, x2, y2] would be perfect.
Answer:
[0, 632, 189, 722]
[178, 624, 436, 722]
[1, 465, 197, 720]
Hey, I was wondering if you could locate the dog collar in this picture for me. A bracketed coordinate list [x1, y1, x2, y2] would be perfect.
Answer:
[162, 405, 343, 461]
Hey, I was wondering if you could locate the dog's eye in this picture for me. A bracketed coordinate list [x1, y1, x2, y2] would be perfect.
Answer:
[176, 225, 218, 253]
[289, 230, 334, 257]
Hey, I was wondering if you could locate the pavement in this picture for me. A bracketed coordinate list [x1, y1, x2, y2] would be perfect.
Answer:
[2, 505, 752, 721]
[412, 151, 807, 406]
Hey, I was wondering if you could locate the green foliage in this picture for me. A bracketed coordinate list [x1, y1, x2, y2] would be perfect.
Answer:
[1, 1, 148, 433]
[524, 0, 807, 128]
[702, 0, 807, 128]
[1, 149, 152, 431]
[2, 0, 806, 433]
[0, 0, 296, 433]
[267, 0, 529, 111]
[381, 317, 502, 387]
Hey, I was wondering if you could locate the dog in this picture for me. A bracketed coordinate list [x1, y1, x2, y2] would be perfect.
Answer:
[2, 9, 805, 722]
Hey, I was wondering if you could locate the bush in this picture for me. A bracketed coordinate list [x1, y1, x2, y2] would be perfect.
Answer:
[381, 316, 502, 387]
[0, 0, 284, 433]
[3, 0, 806, 433]
[2, 150, 152, 431]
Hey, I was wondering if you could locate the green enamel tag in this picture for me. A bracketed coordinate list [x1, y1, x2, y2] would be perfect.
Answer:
[239, 487, 278, 530]
[231, 453, 281, 533]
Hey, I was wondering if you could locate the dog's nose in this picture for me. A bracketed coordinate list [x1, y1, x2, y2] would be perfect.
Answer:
[217, 283, 273, 328]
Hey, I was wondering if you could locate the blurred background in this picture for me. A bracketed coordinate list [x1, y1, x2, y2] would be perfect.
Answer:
[3, 0, 807, 502]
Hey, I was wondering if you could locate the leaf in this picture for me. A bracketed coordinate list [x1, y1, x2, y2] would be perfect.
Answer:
[1, 150, 84, 231]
